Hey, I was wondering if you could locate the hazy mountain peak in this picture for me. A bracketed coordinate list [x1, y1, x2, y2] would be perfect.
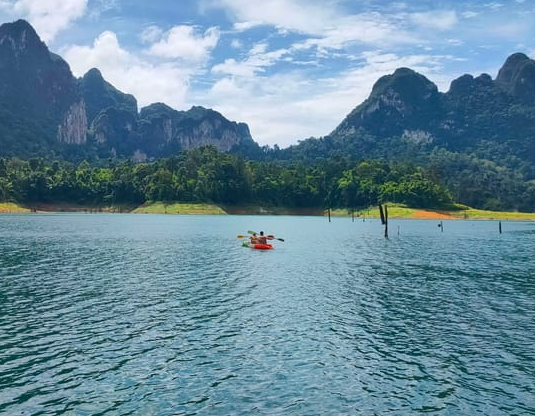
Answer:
[496, 52, 530, 84]
[0, 19, 48, 58]
[370, 67, 438, 100]
[495, 52, 535, 99]
[83, 68, 104, 81]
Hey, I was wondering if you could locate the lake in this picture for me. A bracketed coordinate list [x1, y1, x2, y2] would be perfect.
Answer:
[0, 214, 534, 415]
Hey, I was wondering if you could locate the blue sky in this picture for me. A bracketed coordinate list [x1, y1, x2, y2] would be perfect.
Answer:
[0, 0, 534, 148]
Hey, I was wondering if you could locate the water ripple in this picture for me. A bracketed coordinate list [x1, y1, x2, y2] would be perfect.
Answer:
[1, 215, 534, 415]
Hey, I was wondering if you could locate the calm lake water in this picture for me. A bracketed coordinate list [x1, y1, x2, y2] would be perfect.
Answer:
[0, 214, 534, 415]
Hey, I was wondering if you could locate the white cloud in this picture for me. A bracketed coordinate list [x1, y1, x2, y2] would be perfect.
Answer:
[212, 0, 417, 51]
[247, 44, 289, 68]
[293, 13, 415, 52]
[0, 0, 87, 42]
[147, 25, 220, 62]
[212, 58, 257, 77]
[217, 0, 337, 35]
[62, 31, 192, 110]
[230, 38, 242, 48]
[205, 73, 337, 147]
[140, 25, 163, 44]
[446, 38, 464, 47]
[410, 10, 458, 31]
[204, 52, 453, 147]
[483, 2, 504, 10]
[462, 11, 479, 18]
[88, 0, 119, 18]
[233, 20, 262, 31]
[94, 0, 119, 12]
[212, 41, 290, 77]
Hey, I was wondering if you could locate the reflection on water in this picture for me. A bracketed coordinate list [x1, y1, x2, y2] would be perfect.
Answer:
[0, 214, 534, 415]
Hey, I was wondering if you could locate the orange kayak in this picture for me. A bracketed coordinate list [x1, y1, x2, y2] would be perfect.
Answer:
[242, 242, 273, 250]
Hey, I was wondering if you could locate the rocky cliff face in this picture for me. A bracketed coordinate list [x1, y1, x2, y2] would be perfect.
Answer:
[174, 108, 253, 152]
[80, 68, 138, 126]
[58, 101, 88, 144]
[334, 67, 441, 138]
[0, 19, 82, 151]
[0, 19, 260, 161]
[135, 104, 255, 159]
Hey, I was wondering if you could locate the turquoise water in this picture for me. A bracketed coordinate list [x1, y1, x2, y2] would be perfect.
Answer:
[0, 214, 534, 415]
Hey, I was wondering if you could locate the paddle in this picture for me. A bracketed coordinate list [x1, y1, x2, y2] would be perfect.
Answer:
[247, 230, 284, 242]
[237, 235, 246, 239]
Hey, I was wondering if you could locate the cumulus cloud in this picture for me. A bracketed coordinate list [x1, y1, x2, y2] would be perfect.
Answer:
[205, 73, 336, 147]
[204, 52, 453, 147]
[147, 25, 220, 62]
[62, 31, 192, 110]
[0, 0, 87, 42]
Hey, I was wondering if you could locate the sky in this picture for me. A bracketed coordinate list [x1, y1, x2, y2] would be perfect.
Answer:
[0, 0, 534, 148]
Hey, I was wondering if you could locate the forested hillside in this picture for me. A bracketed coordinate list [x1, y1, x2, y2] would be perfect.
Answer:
[0, 147, 453, 211]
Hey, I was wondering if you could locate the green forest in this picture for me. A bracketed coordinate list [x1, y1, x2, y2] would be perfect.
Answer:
[0, 146, 455, 211]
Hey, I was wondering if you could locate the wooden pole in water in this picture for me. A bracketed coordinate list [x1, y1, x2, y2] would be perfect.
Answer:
[379, 204, 388, 238]
[499, 221, 502, 234]
[384, 205, 389, 238]
[379, 204, 385, 224]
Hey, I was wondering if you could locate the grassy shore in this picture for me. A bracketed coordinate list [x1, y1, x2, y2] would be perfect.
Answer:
[133, 202, 226, 215]
[2, 201, 535, 220]
[332, 204, 535, 221]
[0, 202, 135, 213]
[0, 202, 30, 213]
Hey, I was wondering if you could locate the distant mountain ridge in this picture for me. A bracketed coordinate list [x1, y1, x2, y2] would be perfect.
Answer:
[283, 52, 535, 168]
[0, 19, 259, 161]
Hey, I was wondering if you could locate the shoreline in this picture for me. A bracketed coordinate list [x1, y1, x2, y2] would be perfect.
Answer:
[2, 201, 535, 221]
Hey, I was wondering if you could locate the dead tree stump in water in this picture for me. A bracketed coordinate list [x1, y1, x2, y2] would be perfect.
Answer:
[379, 204, 388, 238]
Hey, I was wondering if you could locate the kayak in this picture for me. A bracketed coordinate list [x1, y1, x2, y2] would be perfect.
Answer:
[242, 242, 273, 250]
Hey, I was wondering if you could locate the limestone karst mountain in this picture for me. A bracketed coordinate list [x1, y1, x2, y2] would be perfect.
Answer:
[0, 19, 259, 161]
